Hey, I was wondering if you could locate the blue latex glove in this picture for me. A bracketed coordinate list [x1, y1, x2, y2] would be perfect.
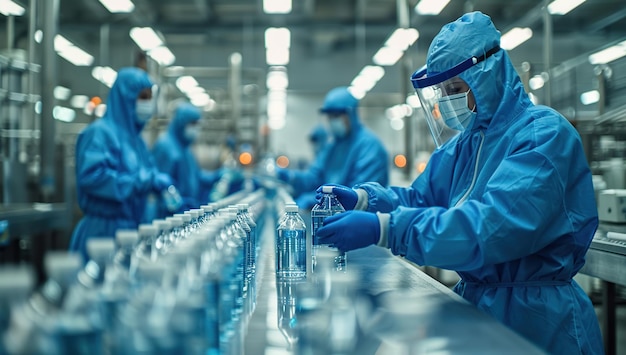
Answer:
[315, 184, 358, 210]
[276, 168, 291, 183]
[315, 210, 380, 252]
[152, 171, 173, 192]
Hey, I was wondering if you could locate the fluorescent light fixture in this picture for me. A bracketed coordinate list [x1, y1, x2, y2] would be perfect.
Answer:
[385, 28, 419, 51]
[54, 35, 94, 66]
[176, 76, 199, 93]
[266, 48, 290, 66]
[588, 40, 626, 65]
[548, 0, 585, 15]
[265, 28, 291, 49]
[148, 46, 175, 66]
[54, 86, 71, 100]
[266, 68, 289, 90]
[348, 86, 366, 100]
[529, 75, 545, 90]
[0, 0, 25, 16]
[34, 30, 43, 43]
[267, 88, 287, 130]
[129, 27, 163, 51]
[390, 118, 405, 131]
[406, 94, 421, 108]
[263, 0, 291, 14]
[359, 65, 385, 82]
[95, 104, 107, 118]
[53, 106, 76, 122]
[91, 66, 117, 88]
[373, 47, 404, 66]
[500, 27, 533, 50]
[580, 90, 600, 105]
[414, 0, 450, 15]
[70, 95, 89, 109]
[99, 0, 135, 13]
[190, 92, 211, 107]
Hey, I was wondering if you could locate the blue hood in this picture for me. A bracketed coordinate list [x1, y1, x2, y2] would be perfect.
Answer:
[169, 102, 201, 145]
[103, 67, 153, 136]
[427, 11, 530, 133]
[319, 87, 362, 134]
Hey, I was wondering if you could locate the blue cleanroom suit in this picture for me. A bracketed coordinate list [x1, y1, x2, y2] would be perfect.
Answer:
[355, 12, 603, 354]
[70, 67, 171, 260]
[283, 87, 389, 203]
[152, 103, 220, 216]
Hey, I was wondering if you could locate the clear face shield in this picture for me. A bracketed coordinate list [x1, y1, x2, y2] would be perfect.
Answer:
[411, 45, 500, 148]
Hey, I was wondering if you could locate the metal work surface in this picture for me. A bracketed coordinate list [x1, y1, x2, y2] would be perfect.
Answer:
[0, 203, 69, 238]
[580, 225, 626, 285]
[245, 214, 545, 355]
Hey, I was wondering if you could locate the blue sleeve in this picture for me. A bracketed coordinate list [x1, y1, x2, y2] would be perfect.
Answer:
[345, 138, 389, 188]
[386, 120, 590, 271]
[355, 150, 444, 212]
[288, 148, 328, 195]
[76, 126, 151, 201]
[152, 137, 180, 184]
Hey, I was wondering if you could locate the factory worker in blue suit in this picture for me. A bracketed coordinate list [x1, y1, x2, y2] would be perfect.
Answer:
[277, 86, 389, 209]
[70, 67, 176, 260]
[151, 102, 221, 217]
[315, 12, 603, 354]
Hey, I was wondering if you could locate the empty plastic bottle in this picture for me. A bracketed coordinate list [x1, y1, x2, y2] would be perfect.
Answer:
[311, 186, 346, 272]
[0, 265, 36, 355]
[276, 204, 307, 280]
[153, 219, 173, 255]
[113, 229, 138, 272]
[137, 223, 159, 262]
[162, 184, 184, 213]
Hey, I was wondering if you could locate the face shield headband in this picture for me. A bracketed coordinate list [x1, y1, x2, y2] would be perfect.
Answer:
[410, 46, 500, 148]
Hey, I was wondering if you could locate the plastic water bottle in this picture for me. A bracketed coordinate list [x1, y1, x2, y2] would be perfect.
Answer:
[35, 252, 104, 355]
[80, 238, 115, 288]
[276, 204, 307, 280]
[137, 223, 158, 262]
[153, 219, 173, 255]
[236, 203, 257, 315]
[113, 229, 138, 272]
[166, 216, 185, 245]
[174, 213, 193, 237]
[0, 265, 36, 355]
[311, 186, 346, 272]
[162, 185, 183, 213]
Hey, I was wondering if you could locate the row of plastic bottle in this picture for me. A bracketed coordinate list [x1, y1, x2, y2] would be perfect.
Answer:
[0, 189, 266, 355]
[272, 186, 366, 353]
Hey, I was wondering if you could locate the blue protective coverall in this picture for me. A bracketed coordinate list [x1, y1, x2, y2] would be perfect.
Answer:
[356, 12, 603, 354]
[152, 103, 220, 216]
[286, 87, 389, 207]
[70, 67, 166, 260]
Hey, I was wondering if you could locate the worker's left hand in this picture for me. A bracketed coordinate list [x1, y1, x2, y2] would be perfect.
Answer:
[152, 172, 173, 192]
[316, 210, 380, 252]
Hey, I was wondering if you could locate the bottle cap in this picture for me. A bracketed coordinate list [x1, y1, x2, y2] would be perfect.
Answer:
[153, 219, 172, 232]
[200, 204, 215, 214]
[166, 216, 184, 228]
[44, 251, 83, 283]
[236, 203, 249, 211]
[322, 185, 334, 194]
[138, 224, 158, 237]
[174, 213, 192, 224]
[115, 229, 139, 247]
[86, 238, 115, 262]
[285, 205, 299, 213]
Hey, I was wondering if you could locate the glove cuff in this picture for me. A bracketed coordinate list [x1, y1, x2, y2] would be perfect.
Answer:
[375, 212, 390, 248]
[354, 188, 369, 210]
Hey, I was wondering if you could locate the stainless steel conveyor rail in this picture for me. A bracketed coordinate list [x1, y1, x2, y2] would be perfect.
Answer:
[244, 211, 546, 354]
[580, 224, 626, 355]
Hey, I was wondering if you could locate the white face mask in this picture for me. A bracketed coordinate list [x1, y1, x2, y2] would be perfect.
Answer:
[184, 125, 199, 142]
[328, 119, 347, 138]
[438, 89, 476, 131]
[135, 99, 154, 124]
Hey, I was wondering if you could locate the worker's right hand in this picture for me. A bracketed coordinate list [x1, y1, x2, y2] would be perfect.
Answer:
[152, 172, 173, 192]
[276, 168, 291, 183]
[315, 184, 357, 210]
